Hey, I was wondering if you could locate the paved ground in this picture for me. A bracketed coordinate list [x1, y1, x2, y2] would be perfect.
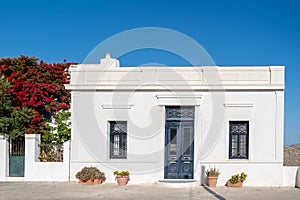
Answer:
[0, 182, 299, 200]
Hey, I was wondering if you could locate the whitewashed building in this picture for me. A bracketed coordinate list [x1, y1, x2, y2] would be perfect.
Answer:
[63, 54, 286, 186]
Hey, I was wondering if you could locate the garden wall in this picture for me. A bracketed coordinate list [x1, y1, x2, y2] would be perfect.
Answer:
[0, 135, 9, 179]
[24, 134, 70, 181]
[0, 134, 70, 181]
[282, 166, 298, 187]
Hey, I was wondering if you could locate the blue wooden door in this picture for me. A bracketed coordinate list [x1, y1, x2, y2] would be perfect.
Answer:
[165, 122, 180, 179]
[165, 107, 194, 179]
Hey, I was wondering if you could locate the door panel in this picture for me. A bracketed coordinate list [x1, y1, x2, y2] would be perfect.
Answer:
[165, 124, 180, 179]
[165, 121, 194, 179]
[9, 137, 25, 177]
[9, 156, 25, 177]
[180, 124, 193, 179]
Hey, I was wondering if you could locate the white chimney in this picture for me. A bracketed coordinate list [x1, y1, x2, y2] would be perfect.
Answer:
[105, 53, 111, 59]
[100, 53, 120, 68]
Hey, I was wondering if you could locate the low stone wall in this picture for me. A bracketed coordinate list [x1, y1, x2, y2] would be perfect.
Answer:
[282, 166, 298, 187]
[296, 167, 300, 188]
[0, 135, 9, 179]
[0, 134, 70, 181]
[24, 134, 70, 181]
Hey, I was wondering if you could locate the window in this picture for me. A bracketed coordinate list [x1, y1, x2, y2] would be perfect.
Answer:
[109, 121, 127, 159]
[229, 121, 249, 159]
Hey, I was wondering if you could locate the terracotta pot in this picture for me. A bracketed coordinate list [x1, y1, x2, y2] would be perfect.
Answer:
[93, 178, 102, 185]
[207, 177, 218, 187]
[80, 179, 94, 185]
[227, 180, 243, 188]
[116, 176, 129, 186]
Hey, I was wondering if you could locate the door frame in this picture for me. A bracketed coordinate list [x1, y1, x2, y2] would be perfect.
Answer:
[164, 106, 194, 179]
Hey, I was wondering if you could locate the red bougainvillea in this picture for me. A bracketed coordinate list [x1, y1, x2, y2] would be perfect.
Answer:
[0, 56, 73, 134]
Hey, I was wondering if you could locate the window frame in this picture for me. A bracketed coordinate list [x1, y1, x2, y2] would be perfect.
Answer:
[109, 121, 127, 159]
[229, 121, 249, 159]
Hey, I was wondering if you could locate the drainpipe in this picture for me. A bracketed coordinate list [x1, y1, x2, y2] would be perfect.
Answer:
[68, 140, 71, 182]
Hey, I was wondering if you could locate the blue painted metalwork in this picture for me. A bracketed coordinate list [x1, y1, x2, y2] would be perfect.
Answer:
[9, 137, 25, 177]
[165, 106, 194, 179]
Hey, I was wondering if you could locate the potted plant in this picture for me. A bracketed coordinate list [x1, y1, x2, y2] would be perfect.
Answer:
[113, 170, 130, 186]
[205, 168, 220, 187]
[76, 167, 92, 184]
[75, 167, 106, 185]
[90, 167, 106, 184]
[227, 172, 247, 188]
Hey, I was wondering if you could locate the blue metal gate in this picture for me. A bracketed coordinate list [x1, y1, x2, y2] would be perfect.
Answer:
[9, 137, 25, 177]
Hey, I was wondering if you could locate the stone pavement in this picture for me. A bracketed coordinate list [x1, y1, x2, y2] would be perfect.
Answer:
[0, 182, 299, 200]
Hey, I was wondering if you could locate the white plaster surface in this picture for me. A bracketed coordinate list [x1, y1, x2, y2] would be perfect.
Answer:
[65, 58, 286, 186]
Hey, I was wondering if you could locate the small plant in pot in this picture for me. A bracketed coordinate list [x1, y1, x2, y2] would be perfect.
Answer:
[227, 172, 247, 188]
[113, 170, 130, 186]
[75, 167, 106, 185]
[205, 168, 220, 187]
[90, 167, 106, 184]
[76, 167, 92, 184]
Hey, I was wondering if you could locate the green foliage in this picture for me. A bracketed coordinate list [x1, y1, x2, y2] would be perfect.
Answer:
[240, 172, 247, 182]
[229, 172, 248, 184]
[113, 170, 130, 177]
[0, 76, 34, 138]
[0, 75, 13, 137]
[9, 108, 34, 138]
[0, 75, 12, 112]
[39, 143, 63, 162]
[205, 168, 220, 177]
[41, 110, 71, 144]
[39, 111, 71, 161]
[230, 174, 240, 184]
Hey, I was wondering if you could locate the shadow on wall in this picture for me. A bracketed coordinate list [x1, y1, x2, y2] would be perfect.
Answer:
[296, 167, 300, 188]
[201, 165, 206, 185]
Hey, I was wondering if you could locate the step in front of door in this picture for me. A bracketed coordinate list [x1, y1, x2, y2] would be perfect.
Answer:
[156, 179, 199, 188]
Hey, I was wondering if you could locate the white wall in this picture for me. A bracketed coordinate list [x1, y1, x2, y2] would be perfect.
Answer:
[0, 134, 70, 181]
[283, 166, 298, 187]
[24, 134, 70, 181]
[67, 64, 286, 186]
[69, 90, 285, 186]
[70, 91, 165, 182]
[200, 163, 283, 186]
[0, 135, 8, 180]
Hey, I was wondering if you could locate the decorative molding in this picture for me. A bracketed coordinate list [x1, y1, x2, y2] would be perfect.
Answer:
[156, 94, 203, 99]
[101, 104, 134, 109]
[156, 94, 202, 106]
[71, 92, 81, 96]
[223, 102, 254, 108]
[275, 91, 284, 95]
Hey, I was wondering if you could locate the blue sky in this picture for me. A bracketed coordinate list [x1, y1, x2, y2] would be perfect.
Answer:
[0, 0, 299, 145]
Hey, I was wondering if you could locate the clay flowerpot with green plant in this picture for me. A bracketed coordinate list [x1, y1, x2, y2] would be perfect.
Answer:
[93, 170, 106, 184]
[114, 171, 130, 186]
[227, 172, 247, 188]
[75, 167, 106, 185]
[205, 168, 220, 187]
